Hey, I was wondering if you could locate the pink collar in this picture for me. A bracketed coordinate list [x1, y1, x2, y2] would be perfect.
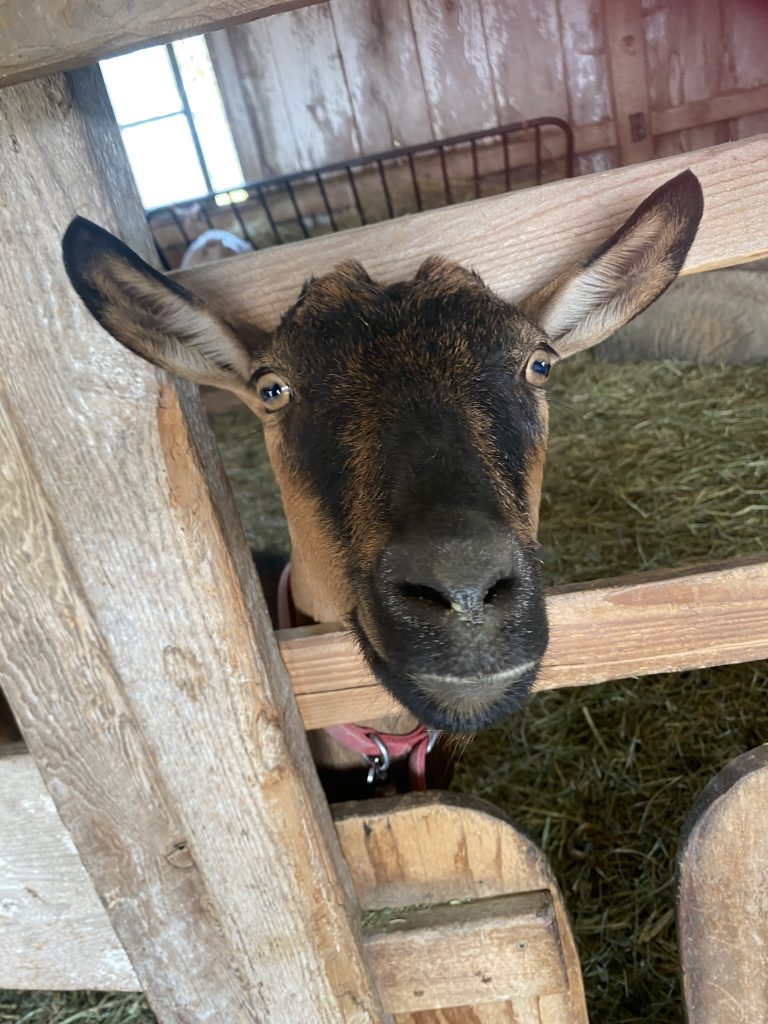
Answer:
[277, 563, 438, 790]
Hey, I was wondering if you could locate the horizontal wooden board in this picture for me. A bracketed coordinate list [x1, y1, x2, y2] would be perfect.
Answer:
[652, 84, 768, 137]
[0, 0, 322, 87]
[367, 891, 566, 1013]
[279, 556, 768, 729]
[178, 135, 768, 328]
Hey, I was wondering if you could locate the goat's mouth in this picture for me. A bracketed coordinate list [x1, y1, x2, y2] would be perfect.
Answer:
[349, 611, 544, 731]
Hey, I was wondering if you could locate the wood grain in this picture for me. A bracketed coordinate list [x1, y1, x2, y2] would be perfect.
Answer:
[335, 792, 588, 1024]
[0, 68, 382, 1022]
[328, 0, 434, 153]
[652, 84, 768, 137]
[601, 0, 654, 163]
[0, 751, 138, 991]
[278, 556, 768, 729]
[642, 0, 729, 157]
[406, 0, 497, 139]
[0, 0, 323, 87]
[677, 745, 768, 1024]
[366, 892, 567, 1013]
[1, 773, 587, 1021]
[177, 134, 768, 329]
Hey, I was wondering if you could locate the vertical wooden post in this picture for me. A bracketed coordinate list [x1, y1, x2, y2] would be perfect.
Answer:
[0, 67, 383, 1024]
[601, 0, 655, 164]
[678, 747, 768, 1024]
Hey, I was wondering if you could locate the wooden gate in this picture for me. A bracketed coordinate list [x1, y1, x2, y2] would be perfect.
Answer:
[1, 2, 768, 1021]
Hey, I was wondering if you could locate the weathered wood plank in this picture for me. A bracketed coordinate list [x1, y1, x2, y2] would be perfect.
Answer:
[719, 0, 768, 145]
[0, 751, 138, 991]
[652, 84, 768, 137]
[601, 0, 654, 163]
[209, 3, 361, 179]
[329, 0, 433, 152]
[1, 771, 587, 1021]
[366, 892, 567, 1013]
[177, 135, 768, 329]
[0, 0, 323, 87]
[0, 67, 382, 1023]
[481, 0, 568, 124]
[407, 0, 497, 138]
[677, 746, 768, 1023]
[642, 0, 728, 157]
[556, 0, 617, 175]
[262, 4, 362, 171]
[335, 793, 587, 1024]
[278, 556, 768, 729]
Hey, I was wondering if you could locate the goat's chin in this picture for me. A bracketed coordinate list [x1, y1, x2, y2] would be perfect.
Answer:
[348, 612, 540, 732]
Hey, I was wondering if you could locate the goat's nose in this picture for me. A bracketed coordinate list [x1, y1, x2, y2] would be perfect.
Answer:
[381, 524, 520, 623]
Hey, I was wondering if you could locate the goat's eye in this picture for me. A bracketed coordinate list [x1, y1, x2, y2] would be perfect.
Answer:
[525, 348, 555, 387]
[252, 370, 292, 411]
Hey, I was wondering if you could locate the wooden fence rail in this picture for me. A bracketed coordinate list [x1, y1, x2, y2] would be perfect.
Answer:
[177, 134, 768, 329]
[282, 556, 768, 729]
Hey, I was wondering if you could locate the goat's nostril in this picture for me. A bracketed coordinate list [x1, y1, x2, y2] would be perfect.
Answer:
[483, 576, 516, 606]
[398, 583, 454, 611]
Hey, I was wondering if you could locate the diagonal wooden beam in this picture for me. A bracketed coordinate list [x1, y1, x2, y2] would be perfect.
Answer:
[279, 556, 768, 729]
[0, 66, 382, 1024]
[177, 135, 768, 329]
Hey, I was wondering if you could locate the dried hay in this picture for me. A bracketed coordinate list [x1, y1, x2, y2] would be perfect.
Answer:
[7, 353, 766, 1023]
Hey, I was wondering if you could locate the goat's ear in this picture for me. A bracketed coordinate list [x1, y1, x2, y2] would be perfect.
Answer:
[520, 170, 704, 358]
[62, 217, 254, 391]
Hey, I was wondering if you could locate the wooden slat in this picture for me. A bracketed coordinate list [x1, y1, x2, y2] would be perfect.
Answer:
[0, 750, 137, 991]
[601, 0, 654, 164]
[279, 556, 768, 729]
[0, 67, 382, 1023]
[642, 0, 729, 158]
[177, 134, 768, 328]
[557, 0, 617, 177]
[0, 0, 323, 87]
[407, 0, 497, 138]
[677, 746, 768, 1024]
[366, 891, 567, 1014]
[652, 84, 768, 137]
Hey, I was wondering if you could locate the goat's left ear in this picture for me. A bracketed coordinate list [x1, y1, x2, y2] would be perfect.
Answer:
[520, 170, 704, 358]
[62, 216, 254, 392]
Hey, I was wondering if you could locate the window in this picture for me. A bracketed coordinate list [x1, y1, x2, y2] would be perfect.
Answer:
[100, 37, 244, 210]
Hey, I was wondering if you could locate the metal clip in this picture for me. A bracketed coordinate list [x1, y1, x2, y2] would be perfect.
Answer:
[363, 734, 390, 785]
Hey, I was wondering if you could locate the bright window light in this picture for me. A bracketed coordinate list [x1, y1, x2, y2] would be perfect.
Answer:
[121, 116, 208, 209]
[100, 38, 244, 210]
[215, 189, 249, 206]
[172, 36, 244, 193]
[101, 47, 181, 126]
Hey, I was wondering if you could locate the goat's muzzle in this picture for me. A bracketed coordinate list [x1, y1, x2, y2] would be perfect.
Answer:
[353, 514, 549, 731]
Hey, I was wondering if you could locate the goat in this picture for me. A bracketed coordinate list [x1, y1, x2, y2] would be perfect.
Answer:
[62, 171, 703, 745]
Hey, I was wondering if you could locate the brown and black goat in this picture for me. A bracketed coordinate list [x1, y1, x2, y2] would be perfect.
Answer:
[62, 171, 703, 747]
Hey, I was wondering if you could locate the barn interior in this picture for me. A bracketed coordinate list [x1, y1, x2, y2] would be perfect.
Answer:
[2, 2, 768, 1022]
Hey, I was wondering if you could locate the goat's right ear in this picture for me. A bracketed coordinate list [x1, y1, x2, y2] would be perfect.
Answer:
[519, 170, 704, 358]
[62, 217, 254, 391]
